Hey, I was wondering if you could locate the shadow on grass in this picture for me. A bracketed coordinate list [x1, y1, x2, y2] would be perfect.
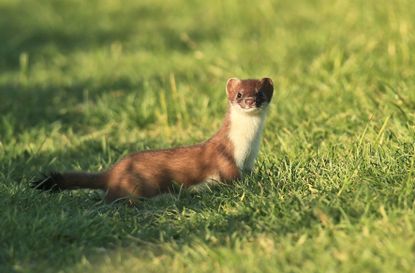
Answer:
[0, 1, 149, 70]
[0, 1, 223, 71]
[0, 2, 127, 70]
[0, 78, 149, 138]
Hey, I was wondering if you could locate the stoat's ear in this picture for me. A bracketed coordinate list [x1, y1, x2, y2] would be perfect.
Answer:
[226, 77, 240, 97]
[260, 77, 273, 87]
[260, 77, 274, 101]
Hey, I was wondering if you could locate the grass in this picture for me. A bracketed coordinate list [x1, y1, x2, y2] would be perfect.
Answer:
[1, 0, 415, 272]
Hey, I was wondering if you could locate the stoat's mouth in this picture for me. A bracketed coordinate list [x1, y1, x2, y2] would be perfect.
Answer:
[241, 107, 261, 114]
[235, 103, 268, 114]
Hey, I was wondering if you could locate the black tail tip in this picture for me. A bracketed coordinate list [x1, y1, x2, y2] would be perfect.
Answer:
[30, 172, 64, 192]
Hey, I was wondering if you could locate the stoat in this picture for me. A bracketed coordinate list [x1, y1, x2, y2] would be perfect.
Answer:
[31, 77, 274, 202]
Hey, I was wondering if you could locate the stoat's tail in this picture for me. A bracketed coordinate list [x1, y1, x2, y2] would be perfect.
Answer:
[31, 172, 107, 192]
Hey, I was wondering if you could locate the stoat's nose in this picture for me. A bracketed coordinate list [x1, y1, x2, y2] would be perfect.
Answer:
[245, 98, 255, 107]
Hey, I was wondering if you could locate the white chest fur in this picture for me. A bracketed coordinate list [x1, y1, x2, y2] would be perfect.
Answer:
[228, 106, 268, 171]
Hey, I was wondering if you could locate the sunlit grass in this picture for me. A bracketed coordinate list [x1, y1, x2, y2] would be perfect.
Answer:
[1, 0, 415, 272]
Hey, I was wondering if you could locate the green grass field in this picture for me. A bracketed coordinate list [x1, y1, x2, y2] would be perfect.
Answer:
[1, 0, 415, 272]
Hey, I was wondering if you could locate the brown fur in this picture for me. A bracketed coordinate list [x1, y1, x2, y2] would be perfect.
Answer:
[31, 78, 273, 202]
[101, 115, 238, 201]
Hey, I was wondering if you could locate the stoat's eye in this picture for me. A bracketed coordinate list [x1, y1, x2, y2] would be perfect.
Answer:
[236, 92, 242, 99]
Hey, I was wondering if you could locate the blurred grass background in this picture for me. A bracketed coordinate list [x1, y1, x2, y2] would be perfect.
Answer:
[0, 0, 415, 272]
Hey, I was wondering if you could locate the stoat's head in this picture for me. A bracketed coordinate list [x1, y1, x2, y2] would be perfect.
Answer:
[226, 77, 274, 114]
